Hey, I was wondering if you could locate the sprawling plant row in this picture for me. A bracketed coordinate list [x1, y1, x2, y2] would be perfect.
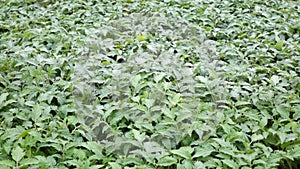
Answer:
[0, 0, 300, 168]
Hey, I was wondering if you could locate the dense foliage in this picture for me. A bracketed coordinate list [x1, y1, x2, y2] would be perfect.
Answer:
[1, 0, 300, 168]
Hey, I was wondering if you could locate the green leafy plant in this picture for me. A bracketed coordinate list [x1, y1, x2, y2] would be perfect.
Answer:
[1, 0, 300, 168]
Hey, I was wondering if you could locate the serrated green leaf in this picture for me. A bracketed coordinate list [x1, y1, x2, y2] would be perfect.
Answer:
[193, 147, 214, 158]
[143, 99, 155, 109]
[109, 162, 122, 169]
[157, 156, 177, 166]
[0, 92, 9, 107]
[67, 115, 79, 125]
[162, 138, 172, 150]
[143, 141, 163, 153]
[235, 101, 251, 107]
[11, 146, 25, 162]
[288, 146, 300, 158]
[276, 104, 289, 119]
[171, 147, 194, 159]
[31, 104, 42, 122]
[162, 107, 175, 119]
[73, 149, 86, 160]
[147, 44, 157, 53]
[2, 99, 16, 108]
[39, 143, 62, 152]
[177, 163, 185, 169]
[168, 93, 181, 106]
[132, 129, 145, 143]
[65, 159, 80, 167]
[222, 159, 238, 168]
[196, 76, 208, 83]
[194, 161, 205, 169]
[270, 75, 280, 86]
[251, 134, 264, 142]
[220, 124, 232, 134]
[136, 34, 147, 41]
[90, 165, 105, 169]
[0, 160, 15, 167]
[81, 141, 104, 157]
[260, 117, 268, 127]
[182, 159, 194, 169]
[134, 104, 147, 112]
[20, 158, 39, 167]
[253, 159, 267, 165]
[131, 74, 141, 88]
[278, 132, 287, 144]
[154, 72, 166, 83]
[275, 40, 284, 51]
[131, 96, 140, 102]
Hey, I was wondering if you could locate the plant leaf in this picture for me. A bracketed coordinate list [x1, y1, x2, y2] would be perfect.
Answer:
[109, 162, 122, 169]
[11, 146, 25, 162]
[171, 147, 194, 159]
[0, 160, 15, 167]
[131, 74, 142, 88]
[157, 156, 177, 166]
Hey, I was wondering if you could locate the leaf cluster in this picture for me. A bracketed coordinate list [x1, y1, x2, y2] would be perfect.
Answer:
[1, 0, 300, 168]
